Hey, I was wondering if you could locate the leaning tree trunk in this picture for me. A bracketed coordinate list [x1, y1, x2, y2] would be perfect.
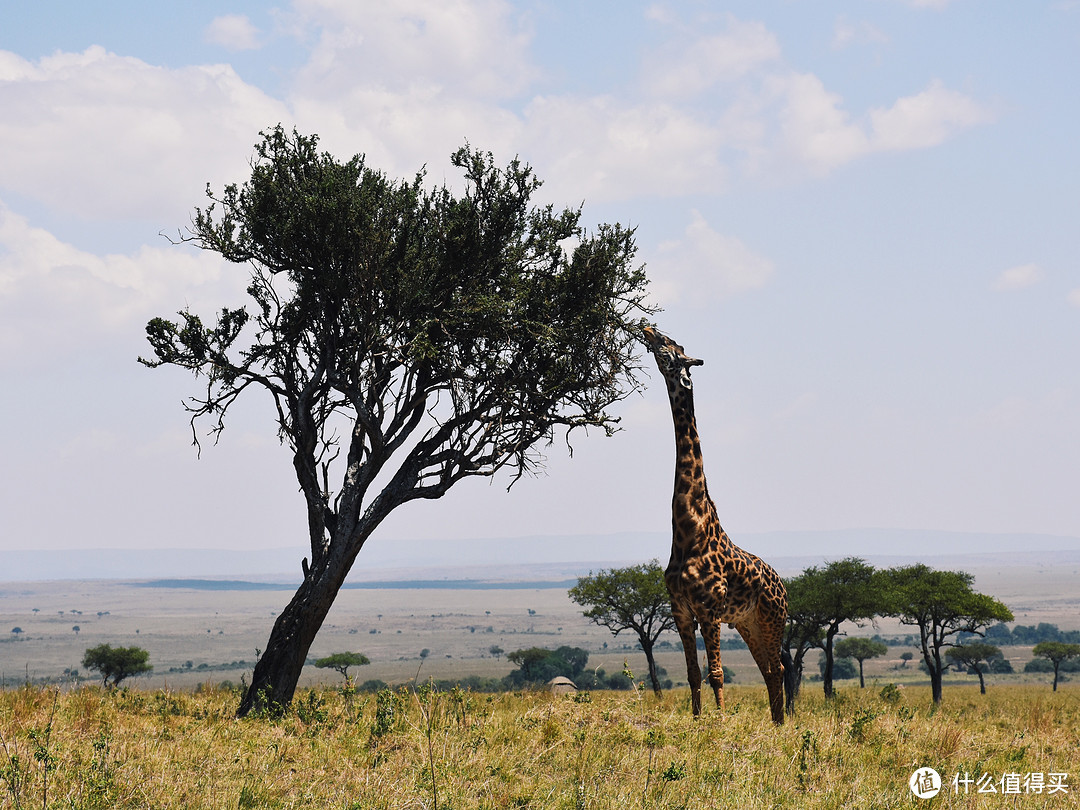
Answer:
[642, 638, 662, 696]
[237, 564, 343, 716]
[236, 507, 387, 717]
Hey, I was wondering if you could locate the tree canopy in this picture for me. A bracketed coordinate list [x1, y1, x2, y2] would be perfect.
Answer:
[568, 560, 675, 695]
[881, 564, 1013, 704]
[141, 126, 654, 716]
[945, 641, 1003, 695]
[783, 557, 880, 700]
[1031, 642, 1080, 691]
[314, 652, 371, 682]
[833, 637, 888, 688]
[82, 644, 152, 688]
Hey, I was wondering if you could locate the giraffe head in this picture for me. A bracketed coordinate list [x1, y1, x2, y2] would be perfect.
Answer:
[640, 326, 703, 390]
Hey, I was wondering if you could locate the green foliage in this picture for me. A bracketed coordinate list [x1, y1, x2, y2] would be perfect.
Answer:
[784, 558, 881, 698]
[944, 641, 1002, 671]
[834, 637, 888, 663]
[818, 656, 857, 680]
[568, 561, 674, 639]
[371, 687, 407, 738]
[878, 564, 1013, 705]
[313, 651, 371, 681]
[504, 646, 590, 688]
[568, 560, 675, 694]
[81, 644, 152, 688]
[294, 689, 328, 725]
[1030, 642, 1080, 690]
[142, 125, 654, 500]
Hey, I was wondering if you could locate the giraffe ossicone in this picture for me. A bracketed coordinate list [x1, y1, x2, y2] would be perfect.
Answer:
[641, 325, 792, 724]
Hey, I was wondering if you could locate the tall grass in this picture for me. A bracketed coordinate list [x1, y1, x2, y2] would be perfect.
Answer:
[0, 682, 1077, 808]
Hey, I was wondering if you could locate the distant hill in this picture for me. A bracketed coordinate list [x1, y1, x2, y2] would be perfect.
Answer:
[2, 529, 1078, 583]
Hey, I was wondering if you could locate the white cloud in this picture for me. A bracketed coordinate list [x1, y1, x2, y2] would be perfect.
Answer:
[0, 201, 233, 367]
[992, 263, 1044, 291]
[832, 16, 889, 50]
[204, 15, 261, 51]
[519, 96, 727, 202]
[765, 74, 993, 174]
[771, 72, 871, 172]
[869, 79, 995, 152]
[642, 16, 781, 98]
[0, 47, 288, 222]
[647, 210, 773, 307]
[291, 0, 535, 101]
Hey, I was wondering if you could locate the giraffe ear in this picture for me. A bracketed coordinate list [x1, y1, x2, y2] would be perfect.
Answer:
[678, 367, 694, 390]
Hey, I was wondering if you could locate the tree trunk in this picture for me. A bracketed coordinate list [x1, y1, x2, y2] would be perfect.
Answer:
[237, 549, 356, 716]
[976, 668, 986, 695]
[1052, 666, 1059, 692]
[823, 635, 835, 699]
[929, 661, 943, 705]
[641, 638, 662, 696]
[858, 659, 865, 689]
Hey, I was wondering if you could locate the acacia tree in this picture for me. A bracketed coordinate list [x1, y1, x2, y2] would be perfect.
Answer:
[141, 127, 654, 716]
[781, 576, 824, 712]
[314, 652, 370, 683]
[1031, 642, 1080, 691]
[783, 558, 880, 701]
[881, 564, 1013, 705]
[82, 644, 152, 688]
[834, 637, 888, 689]
[567, 561, 676, 695]
[945, 641, 1003, 695]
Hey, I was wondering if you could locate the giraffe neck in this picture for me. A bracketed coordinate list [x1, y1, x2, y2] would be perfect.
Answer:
[664, 379, 724, 557]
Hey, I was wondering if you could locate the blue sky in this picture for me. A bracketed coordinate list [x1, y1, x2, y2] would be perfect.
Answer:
[1, 1, 1078, 559]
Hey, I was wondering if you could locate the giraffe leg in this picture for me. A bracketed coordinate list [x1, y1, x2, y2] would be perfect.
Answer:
[699, 620, 725, 711]
[672, 603, 702, 716]
[737, 618, 786, 725]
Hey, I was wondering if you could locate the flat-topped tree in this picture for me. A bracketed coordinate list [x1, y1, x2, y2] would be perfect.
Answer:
[141, 127, 654, 717]
[881, 564, 1013, 705]
[568, 561, 676, 695]
[1031, 642, 1080, 691]
[314, 652, 370, 683]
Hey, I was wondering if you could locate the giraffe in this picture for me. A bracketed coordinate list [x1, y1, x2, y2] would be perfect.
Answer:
[640, 326, 792, 723]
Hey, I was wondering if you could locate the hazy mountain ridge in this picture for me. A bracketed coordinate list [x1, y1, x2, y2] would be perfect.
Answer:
[2, 529, 1078, 583]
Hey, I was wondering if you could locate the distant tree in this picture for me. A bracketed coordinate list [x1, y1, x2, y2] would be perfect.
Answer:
[945, 642, 1004, 695]
[488, 645, 504, 660]
[568, 560, 675, 695]
[781, 576, 824, 710]
[419, 649, 430, 660]
[900, 652, 914, 668]
[505, 646, 589, 688]
[10, 627, 23, 636]
[880, 564, 1013, 705]
[1031, 642, 1080, 692]
[783, 558, 881, 701]
[834, 637, 888, 688]
[82, 644, 152, 688]
[314, 651, 371, 683]
[818, 655, 857, 680]
[141, 126, 653, 717]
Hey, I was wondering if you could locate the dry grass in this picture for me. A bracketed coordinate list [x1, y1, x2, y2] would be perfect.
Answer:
[1, 681, 1078, 809]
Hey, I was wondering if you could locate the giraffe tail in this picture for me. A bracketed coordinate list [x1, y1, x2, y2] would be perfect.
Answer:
[781, 648, 796, 716]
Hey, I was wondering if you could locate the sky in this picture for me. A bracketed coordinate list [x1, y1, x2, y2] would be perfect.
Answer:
[1, 1, 1078, 563]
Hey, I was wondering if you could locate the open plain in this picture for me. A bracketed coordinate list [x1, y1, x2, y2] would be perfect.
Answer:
[2, 556, 1079, 693]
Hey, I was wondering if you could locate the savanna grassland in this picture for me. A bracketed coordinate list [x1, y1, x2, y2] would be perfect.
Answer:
[1, 681, 1078, 809]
